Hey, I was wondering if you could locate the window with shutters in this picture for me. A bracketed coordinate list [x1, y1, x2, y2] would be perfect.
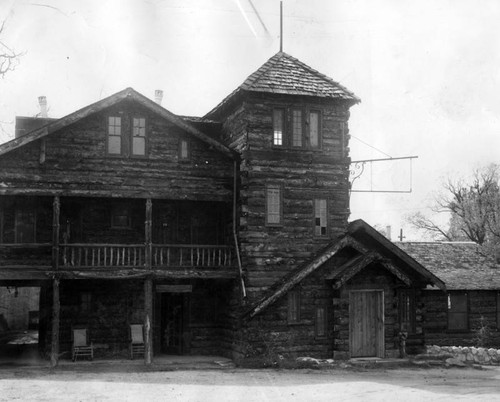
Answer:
[314, 199, 327, 236]
[288, 290, 300, 323]
[448, 292, 468, 331]
[266, 185, 282, 226]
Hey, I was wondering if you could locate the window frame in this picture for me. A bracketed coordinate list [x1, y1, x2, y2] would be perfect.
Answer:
[315, 305, 327, 338]
[399, 289, 416, 333]
[111, 205, 132, 229]
[291, 108, 304, 148]
[308, 110, 321, 149]
[272, 108, 286, 147]
[313, 198, 328, 237]
[131, 116, 147, 157]
[178, 137, 191, 161]
[14, 208, 36, 243]
[447, 291, 469, 331]
[265, 184, 283, 227]
[107, 116, 123, 156]
[287, 290, 301, 324]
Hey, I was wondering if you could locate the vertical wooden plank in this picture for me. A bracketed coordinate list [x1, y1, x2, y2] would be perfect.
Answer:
[52, 196, 60, 270]
[50, 277, 60, 367]
[377, 291, 385, 358]
[144, 278, 153, 365]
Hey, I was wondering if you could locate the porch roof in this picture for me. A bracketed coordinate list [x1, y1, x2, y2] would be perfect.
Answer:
[0, 88, 237, 160]
[397, 241, 500, 290]
[246, 219, 445, 319]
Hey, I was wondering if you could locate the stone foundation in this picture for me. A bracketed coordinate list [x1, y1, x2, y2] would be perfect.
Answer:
[426, 345, 500, 365]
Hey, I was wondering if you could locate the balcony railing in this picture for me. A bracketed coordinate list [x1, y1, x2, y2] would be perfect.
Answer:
[58, 243, 234, 269]
[61, 244, 146, 268]
[152, 245, 233, 268]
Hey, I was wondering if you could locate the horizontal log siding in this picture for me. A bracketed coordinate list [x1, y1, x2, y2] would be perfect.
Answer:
[422, 289, 500, 347]
[233, 95, 351, 297]
[332, 264, 418, 359]
[0, 101, 233, 201]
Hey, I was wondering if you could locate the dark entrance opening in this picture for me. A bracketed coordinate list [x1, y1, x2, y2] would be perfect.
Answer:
[155, 292, 190, 355]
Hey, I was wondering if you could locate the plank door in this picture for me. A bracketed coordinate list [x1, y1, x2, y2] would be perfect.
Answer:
[349, 290, 384, 358]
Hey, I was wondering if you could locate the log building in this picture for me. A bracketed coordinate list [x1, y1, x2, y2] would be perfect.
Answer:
[1, 52, 497, 365]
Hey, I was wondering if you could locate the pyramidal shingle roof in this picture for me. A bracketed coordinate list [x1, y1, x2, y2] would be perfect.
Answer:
[206, 52, 360, 117]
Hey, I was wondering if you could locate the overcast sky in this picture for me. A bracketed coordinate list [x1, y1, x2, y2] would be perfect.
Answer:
[1, 0, 499, 240]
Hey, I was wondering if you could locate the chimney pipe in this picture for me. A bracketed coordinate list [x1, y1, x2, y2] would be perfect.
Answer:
[154, 90, 163, 105]
[38, 96, 48, 118]
[386, 225, 392, 241]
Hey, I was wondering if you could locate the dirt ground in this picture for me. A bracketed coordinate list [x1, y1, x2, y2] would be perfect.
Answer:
[0, 364, 500, 401]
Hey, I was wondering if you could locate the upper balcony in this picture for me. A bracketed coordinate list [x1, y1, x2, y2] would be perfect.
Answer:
[0, 196, 238, 279]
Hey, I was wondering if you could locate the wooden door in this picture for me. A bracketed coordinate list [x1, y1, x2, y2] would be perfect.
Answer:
[160, 293, 190, 355]
[349, 290, 384, 358]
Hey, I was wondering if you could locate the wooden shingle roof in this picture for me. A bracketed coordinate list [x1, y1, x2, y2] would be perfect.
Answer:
[206, 52, 360, 118]
[397, 242, 500, 290]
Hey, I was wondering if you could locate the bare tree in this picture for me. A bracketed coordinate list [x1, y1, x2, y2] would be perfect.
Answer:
[407, 165, 500, 245]
[0, 19, 21, 78]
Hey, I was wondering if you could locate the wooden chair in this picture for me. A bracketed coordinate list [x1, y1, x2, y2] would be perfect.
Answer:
[130, 324, 145, 359]
[72, 328, 93, 361]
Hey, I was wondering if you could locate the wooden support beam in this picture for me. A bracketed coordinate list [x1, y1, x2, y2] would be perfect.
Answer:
[50, 277, 60, 367]
[52, 196, 60, 271]
[144, 277, 153, 365]
[144, 198, 153, 365]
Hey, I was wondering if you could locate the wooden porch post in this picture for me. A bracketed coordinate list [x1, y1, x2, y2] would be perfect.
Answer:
[50, 277, 60, 367]
[50, 196, 60, 367]
[144, 198, 153, 365]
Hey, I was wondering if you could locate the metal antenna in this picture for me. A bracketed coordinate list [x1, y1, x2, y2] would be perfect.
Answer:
[280, 1, 283, 52]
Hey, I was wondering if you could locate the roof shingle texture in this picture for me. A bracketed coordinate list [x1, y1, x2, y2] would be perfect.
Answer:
[241, 52, 360, 101]
[396, 242, 500, 290]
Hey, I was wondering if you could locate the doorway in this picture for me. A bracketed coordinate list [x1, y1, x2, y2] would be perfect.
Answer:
[156, 292, 190, 355]
[349, 290, 384, 358]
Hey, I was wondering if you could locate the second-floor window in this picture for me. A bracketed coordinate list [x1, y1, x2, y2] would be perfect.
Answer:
[272, 108, 321, 149]
[107, 115, 147, 157]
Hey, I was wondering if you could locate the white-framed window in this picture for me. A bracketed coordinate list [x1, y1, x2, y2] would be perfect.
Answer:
[132, 117, 146, 156]
[314, 199, 327, 236]
[107, 116, 122, 155]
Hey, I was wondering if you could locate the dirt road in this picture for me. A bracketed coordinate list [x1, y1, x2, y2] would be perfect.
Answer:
[0, 365, 499, 401]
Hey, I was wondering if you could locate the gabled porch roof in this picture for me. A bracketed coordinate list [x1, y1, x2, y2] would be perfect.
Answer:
[246, 219, 445, 318]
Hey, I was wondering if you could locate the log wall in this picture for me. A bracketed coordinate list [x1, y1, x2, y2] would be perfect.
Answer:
[422, 289, 500, 347]
[0, 100, 233, 201]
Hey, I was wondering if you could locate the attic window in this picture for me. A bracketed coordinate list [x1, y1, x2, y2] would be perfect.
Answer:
[132, 118, 146, 156]
[291, 109, 303, 147]
[273, 109, 284, 146]
[107, 116, 122, 154]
